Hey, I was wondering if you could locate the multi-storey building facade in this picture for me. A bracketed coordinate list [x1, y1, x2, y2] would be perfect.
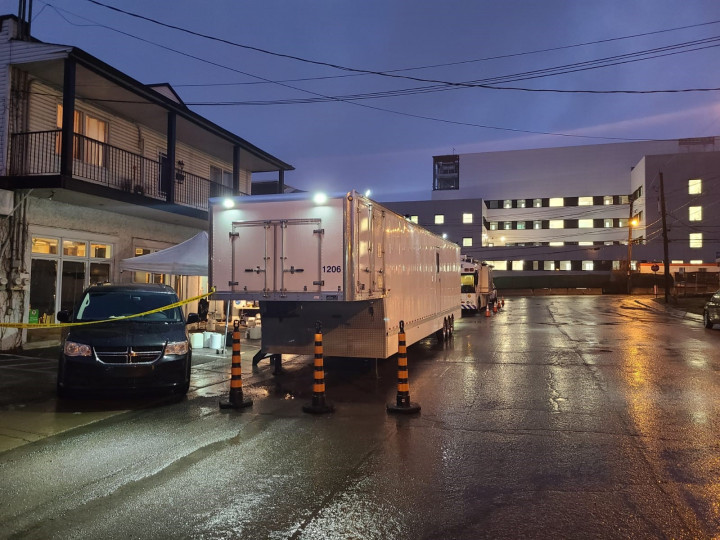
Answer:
[0, 15, 292, 349]
[385, 138, 720, 290]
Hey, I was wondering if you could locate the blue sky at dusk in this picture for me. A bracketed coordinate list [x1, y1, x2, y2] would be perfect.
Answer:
[7, 0, 720, 201]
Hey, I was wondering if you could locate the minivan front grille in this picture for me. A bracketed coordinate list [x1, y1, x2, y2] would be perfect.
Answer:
[94, 345, 164, 364]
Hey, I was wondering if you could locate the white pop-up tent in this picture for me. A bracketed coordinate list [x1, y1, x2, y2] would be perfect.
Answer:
[119, 231, 208, 276]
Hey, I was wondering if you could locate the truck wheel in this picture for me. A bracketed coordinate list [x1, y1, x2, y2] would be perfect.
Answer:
[704, 311, 714, 329]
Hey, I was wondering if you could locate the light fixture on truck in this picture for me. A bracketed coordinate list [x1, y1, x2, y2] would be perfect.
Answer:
[313, 192, 328, 205]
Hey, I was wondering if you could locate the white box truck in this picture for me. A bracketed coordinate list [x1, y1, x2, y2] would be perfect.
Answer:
[460, 256, 497, 315]
[209, 191, 461, 359]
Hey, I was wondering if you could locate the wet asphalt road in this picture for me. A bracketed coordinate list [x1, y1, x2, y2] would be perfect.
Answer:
[1, 295, 720, 539]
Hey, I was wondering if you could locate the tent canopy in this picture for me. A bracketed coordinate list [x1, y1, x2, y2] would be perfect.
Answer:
[119, 231, 208, 276]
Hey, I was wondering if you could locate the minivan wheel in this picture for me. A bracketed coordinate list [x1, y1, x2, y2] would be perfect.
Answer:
[704, 310, 714, 329]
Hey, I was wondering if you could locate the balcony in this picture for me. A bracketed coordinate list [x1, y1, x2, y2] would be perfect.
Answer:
[7, 130, 234, 213]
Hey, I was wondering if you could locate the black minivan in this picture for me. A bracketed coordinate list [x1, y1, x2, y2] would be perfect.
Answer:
[56, 283, 199, 397]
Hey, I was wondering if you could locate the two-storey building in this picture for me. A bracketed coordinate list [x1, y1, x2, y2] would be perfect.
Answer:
[0, 14, 292, 349]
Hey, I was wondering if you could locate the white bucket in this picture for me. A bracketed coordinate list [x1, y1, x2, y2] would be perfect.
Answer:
[203, 331, 212, 347]
[248, 326, 262, 340]
[209, 332, 223, 350]
[190, 333, 204, 349]
[247, 317, 256, 328]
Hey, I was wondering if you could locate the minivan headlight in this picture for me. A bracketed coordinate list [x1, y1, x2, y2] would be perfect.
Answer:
[165, 341, 189, 355]
[64, 341, 92, 357]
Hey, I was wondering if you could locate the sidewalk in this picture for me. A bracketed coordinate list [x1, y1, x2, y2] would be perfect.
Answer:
[633, 296, 703, 323]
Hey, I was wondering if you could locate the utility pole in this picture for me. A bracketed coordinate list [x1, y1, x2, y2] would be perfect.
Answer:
[659, 172, 671, 303]
[626, 193, 635, 294]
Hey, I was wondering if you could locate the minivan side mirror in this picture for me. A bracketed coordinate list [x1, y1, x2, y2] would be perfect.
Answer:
[56, 310, 71, 323]
[186, 313, 200, 325]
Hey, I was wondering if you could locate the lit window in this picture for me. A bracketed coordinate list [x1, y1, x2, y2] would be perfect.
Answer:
[512, 260, 524, 271]
[462, 213, 473, 224]
[517, 222, 526, 230]
[503, 200, 512, 209]
[579, 219, 593, 228]
[619, 218, 628, 228]
[544, 261, 555, 270]
[32, 237, 59, 255]
[489, 261, 507, 270]
[434, 215, 444, 225]
[579, 197, 593, 206]
[559, 261, 571, 271]
[533, 221, 542, 229]
[619, 195, 630, 204]
[489, 222, 498, 230]
[690, 233, 703, 248]
[604, 219, 613, 228]
[63, 240, 87, 257]
[462, 237, 472, 247]
[518, 200, 526, 208]
[533, 199, 542, 207]
[689, 206, 702, 221]
[689, 179, 702, 195]
[671, 260, 684, 264]
[549, 220, 563, 229]
[549, 198, 563, 207]
[549, 241, 564, 246]
[409, 215, 418, 224]
[503, 222, 512, 230]
[579, 241, 593, 246]
[604, 196, 613, 205]
[690, 260, 703, 264]
[90, 243, 112, 258]
[612, 261, 621, 270]
[582, 261, 594, 271]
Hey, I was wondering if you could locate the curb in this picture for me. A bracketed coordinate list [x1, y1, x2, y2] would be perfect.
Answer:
[633, 298, 703, 322]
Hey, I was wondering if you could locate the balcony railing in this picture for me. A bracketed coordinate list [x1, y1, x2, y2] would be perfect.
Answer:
[9, 130, 233, 211]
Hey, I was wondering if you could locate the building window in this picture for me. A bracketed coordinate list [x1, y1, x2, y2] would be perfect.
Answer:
[503, 222, 512, 230]
[582, 261, 594, 271]
[543, 261, 555, 270]
[549, 241, 564, 246]
[32, 237, 59, 255]
[579, 241, 593, 246]
[559, 261, 571, 271]
[433, 156, 459, 190]
[579, 197, 593, 206]
[517, 222, 526, 230]
[689, 206, 702, 221]
[549, 220, 564, 229]
[56, 105, 107, 166]
[688, 178, 702, 195]
[434, 215, 444, 225]
[462, 237, 473, 247]
[533, 199, 542, 208]
[511, 260, 524, 271]
[503, 200, 512, 209]
[604, 196, 613, 205]
[604, 219, 613, 228]
[518, 200, 526, 208]
[619, 218, 628, 228]
[619, 195, 630, 204]
[579, 219, 593, 228]
[690, 260, 703, 264]
[408, 215, 418, 224]
[533, 221, 542, 230]
[549, 197, 563, 207]
[462, 213, 473, 224]
[690, 232, 703, 248]
[489, 222, 498, 230]
[210, 166, 233, 192]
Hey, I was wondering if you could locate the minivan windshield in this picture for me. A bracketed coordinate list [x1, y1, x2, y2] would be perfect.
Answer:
[75, 290, 183, 322]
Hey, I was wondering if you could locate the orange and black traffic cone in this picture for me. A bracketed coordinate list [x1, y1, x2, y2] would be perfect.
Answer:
[387, 320, 421, 414]
[303, 321, 334, 414]
[220, 320, 252, 410]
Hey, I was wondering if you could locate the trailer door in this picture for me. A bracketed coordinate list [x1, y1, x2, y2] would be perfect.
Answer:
[356, 199, 372, 296]
[278, 219, 323, 295]
[230, 221, 273, 294]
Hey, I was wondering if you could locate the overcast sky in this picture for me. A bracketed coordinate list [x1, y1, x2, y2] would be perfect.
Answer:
[6, 0, 720, 201]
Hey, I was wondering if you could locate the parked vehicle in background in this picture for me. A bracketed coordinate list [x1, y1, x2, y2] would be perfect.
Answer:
[703, 290, 720, 328]
[56, 284, 198, 397]
[460, 256, 496, 315]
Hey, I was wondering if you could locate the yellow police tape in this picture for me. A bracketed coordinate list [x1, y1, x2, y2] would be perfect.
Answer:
[0, 289, 215, 330]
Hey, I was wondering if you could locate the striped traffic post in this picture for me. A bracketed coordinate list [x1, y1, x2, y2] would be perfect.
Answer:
[387, 320, 421, 414]
[220, 320, 252, 410]
[302, 321, 334, 414]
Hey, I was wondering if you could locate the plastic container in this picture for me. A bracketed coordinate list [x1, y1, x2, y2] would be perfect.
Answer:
[248, 326, 262, 340]
[190, 333, 204, 349]
[209, 332, 223, 350]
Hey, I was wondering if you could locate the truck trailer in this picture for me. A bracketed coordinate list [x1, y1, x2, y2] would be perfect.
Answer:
[209, 191, 461, 359]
